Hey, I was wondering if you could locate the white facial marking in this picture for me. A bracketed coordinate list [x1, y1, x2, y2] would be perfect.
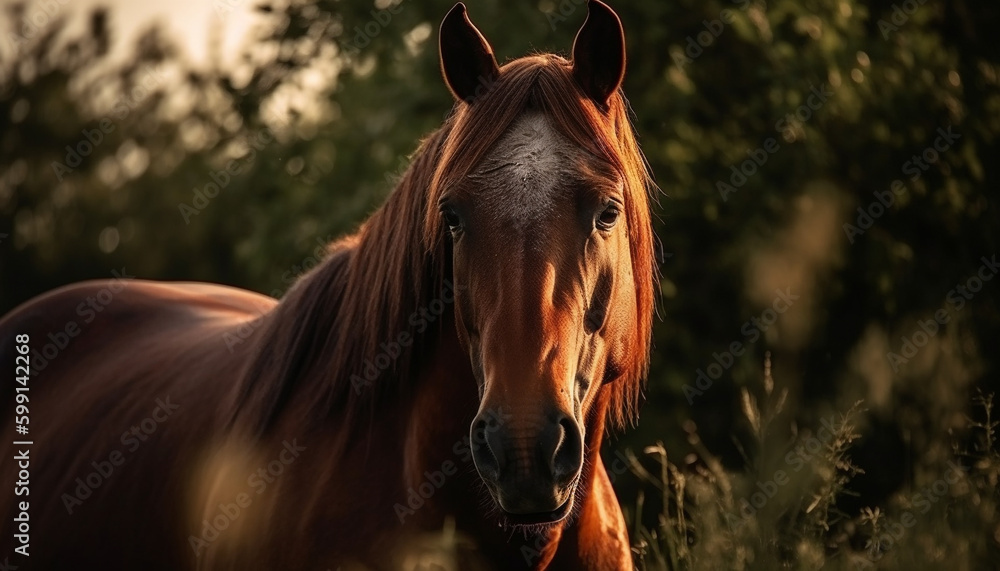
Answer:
[471, 111, 572, 230]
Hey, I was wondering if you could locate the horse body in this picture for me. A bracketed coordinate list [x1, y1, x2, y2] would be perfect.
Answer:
[0, 270, 628, 570]
[1, 2, 652, 569]
[0, 280, 273, 569]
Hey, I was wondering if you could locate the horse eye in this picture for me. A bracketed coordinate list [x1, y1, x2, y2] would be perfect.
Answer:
[441, 207, 462, 231]
[596, 205, 620, 230]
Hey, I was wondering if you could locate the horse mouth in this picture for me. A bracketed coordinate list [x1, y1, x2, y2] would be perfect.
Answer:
[500, 497, 574, 526]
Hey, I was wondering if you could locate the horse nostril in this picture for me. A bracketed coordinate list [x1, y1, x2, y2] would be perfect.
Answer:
[471, 417, 503, 480]
[549, 415, 583, 484]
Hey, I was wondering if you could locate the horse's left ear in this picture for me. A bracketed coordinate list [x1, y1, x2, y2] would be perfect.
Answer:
[571, 0, 626, 108]
[439, 3, 500, 103]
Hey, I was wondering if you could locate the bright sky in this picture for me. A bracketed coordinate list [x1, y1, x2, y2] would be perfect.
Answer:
[4, 0, 259, 64]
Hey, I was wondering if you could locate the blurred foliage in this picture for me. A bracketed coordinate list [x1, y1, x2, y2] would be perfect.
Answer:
[1, 0, 999, 566]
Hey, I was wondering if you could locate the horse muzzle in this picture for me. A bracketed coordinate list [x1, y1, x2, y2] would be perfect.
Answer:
[470, 407, 583, 523]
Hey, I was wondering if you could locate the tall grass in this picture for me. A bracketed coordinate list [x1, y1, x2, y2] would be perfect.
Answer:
[628, 355, 1000, 570]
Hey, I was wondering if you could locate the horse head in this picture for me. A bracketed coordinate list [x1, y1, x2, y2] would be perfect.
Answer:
[431, 0, 656, 525]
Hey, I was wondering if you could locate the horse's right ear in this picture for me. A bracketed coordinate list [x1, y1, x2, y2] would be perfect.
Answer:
[439, 3, 500, 103]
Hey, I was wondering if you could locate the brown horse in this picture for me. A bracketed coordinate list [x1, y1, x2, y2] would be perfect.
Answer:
[0, 1, 656, 569]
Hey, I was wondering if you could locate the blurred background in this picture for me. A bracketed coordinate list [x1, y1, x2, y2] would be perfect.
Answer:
[1, 0, 998, 567]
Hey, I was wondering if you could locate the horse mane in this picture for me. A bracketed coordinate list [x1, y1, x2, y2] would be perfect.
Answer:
[233, 53, 656, 437]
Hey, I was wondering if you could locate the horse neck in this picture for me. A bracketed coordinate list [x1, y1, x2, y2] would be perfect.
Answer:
[230, 131, 451, 438]
[581, 386, 613, 489]
[401, 317, 480, 488]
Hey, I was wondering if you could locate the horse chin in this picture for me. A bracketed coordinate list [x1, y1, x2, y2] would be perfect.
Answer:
[489, 473, 582, 530]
